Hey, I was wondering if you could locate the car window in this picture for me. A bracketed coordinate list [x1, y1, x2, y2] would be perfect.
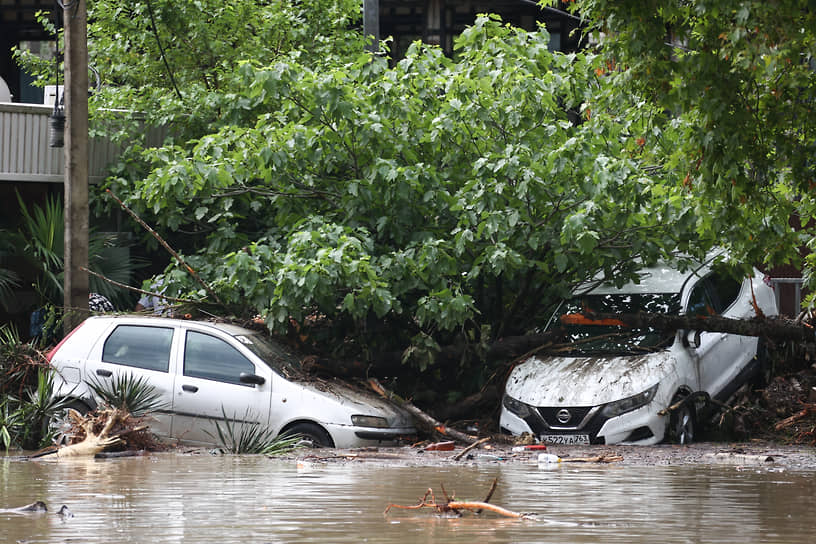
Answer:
[184, 330, 256, 386]
[686, 280, 716, 316]
[547, 293, 681, 355]
[705, 272, 742, 313]
[102, 325, 173, 372]
[687, 272, 742, 316]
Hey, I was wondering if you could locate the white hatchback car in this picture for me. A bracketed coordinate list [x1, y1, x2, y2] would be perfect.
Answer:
[500, 259, 778, 445]
[47, 316, 415, 448]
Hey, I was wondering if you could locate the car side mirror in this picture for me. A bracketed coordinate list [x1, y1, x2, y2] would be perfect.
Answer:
[239, 372, 266, 386]
[680, 329, 702, 349]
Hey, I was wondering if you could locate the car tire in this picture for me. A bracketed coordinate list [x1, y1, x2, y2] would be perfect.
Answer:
[47, 399, 91, 446]
[283, 422, 334, 448]
[668, 396, 695, 445]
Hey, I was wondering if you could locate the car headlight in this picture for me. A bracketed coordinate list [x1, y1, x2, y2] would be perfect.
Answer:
[351, 415, 390, 428]
[502, 393, 533, 419]
[601, 383, 659, 419]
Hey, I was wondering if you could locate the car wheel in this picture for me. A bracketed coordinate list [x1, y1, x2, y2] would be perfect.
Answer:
[669, 398, 695, 445]
[283, 422, 334, 448]
[47, 400, 91, 446]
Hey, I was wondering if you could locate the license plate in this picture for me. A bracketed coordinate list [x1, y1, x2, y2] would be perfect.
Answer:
[540, 434, 590, 445]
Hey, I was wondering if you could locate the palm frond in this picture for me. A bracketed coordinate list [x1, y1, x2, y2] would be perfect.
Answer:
[0, 397, 22, 451]
[86, 372, 167, 416]
[16, 190, 64, 273]
[0, 268, 21, 312]
[208, 406, 301, 455]
[13, 191, 143, 309]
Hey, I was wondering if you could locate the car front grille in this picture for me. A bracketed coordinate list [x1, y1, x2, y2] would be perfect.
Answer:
[522, 405, 608, 445]
[537, 406, 594, 428]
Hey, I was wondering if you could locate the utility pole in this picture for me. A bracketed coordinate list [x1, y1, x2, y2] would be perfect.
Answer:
[62, 0, 89, 332]
[363, 0, 379, 53]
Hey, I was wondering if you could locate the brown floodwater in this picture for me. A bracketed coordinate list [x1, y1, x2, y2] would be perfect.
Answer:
[1, 452, 814, 543]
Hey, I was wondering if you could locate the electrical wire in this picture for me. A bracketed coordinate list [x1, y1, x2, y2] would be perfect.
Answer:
[145, 0, 184, 101]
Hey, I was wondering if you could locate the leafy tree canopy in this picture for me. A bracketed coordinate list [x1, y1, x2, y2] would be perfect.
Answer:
[89, 6, 705, 367]
[88, 0, 364, 135]
[19, 2, 715, 380]
[560, 0, 816, 292]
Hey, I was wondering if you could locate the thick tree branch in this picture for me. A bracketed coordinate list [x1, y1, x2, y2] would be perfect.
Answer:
[588, 312, 815, 343]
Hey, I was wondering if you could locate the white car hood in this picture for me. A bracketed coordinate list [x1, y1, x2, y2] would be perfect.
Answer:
[297, 378, 414, 427]
[505, 351, 677, 407]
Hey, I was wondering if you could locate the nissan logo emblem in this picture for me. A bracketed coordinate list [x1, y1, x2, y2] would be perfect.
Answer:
[556, 409, 572, 424]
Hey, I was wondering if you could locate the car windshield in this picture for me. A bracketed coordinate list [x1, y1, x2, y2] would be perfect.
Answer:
[546, 293, 682, 355]
[234, 332, 300, 378]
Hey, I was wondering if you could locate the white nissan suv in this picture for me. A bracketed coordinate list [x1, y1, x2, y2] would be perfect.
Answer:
[500, 257, 777, 445]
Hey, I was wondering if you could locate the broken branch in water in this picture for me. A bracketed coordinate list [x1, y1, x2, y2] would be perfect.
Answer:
[452, 437, 490, 461]
[40, 407, 163, 459]
[367, 378, 479, 444]
[384, 478, 533, 520]
[561, 454, 624, 463]
[55, 408, 126, 458]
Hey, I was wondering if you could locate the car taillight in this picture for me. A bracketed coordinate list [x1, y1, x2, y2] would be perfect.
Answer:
[763, 274, 773, 288]
[46, 321, 85, 363]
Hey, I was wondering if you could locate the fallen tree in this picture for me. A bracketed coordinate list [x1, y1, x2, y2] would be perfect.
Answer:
[587, 312, 816, 344]
[300, 332, 557, 380]
[305, 313, 816, 384]
[367, 378, 481, 444]
[301, 312, 816, 432]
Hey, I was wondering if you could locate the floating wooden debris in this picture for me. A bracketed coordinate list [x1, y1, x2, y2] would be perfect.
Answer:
[55, 408, 128, 458]
[384, 478, 534, 520]
[561, 454, 624, 463]
[38, 407, 158, 459]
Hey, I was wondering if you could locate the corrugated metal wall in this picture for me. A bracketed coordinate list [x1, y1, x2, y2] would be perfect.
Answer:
[0, 104, 64, 182]
[0, 103, 160, 184]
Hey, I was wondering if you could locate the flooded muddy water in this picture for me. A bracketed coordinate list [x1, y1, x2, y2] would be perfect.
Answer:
[1, 452, 814, 543]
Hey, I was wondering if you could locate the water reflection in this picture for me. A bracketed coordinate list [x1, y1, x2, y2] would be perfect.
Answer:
[1, 453, 814, 543]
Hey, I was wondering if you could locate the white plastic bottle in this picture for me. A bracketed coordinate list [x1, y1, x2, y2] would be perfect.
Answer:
[537, 453, 561, 464]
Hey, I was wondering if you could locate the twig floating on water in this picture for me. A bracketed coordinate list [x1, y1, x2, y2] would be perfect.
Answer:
[384, 480, 534, 520]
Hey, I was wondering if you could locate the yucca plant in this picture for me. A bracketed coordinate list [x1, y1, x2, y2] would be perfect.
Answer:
[208, 406, 302, 455]
[14, 369, 77, 449]
[0, 397, 20, 452]
[13, 191, 144, 311]
[86, 373, 166, 416]
[0, 324, 72, 450]
[0, 237, 21, 312]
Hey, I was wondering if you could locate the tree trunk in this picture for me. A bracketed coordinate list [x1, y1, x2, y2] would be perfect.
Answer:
[589, 313, 814, 343]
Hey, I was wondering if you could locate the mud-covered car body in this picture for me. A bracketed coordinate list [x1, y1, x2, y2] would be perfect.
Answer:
[47, 316, 415, 448]
[500, 259, 777, 445]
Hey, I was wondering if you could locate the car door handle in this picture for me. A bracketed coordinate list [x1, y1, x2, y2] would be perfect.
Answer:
[182, 384, 199, 393]
[96, 369, 112, 377]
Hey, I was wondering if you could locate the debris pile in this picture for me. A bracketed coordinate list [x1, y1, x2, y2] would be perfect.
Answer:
[48, 407, 164, 458]
[726, 365, 816, 446]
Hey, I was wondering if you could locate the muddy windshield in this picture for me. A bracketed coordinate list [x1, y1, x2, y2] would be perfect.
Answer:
[546, 293, 681, 355]
[237, 333, 300, 378]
